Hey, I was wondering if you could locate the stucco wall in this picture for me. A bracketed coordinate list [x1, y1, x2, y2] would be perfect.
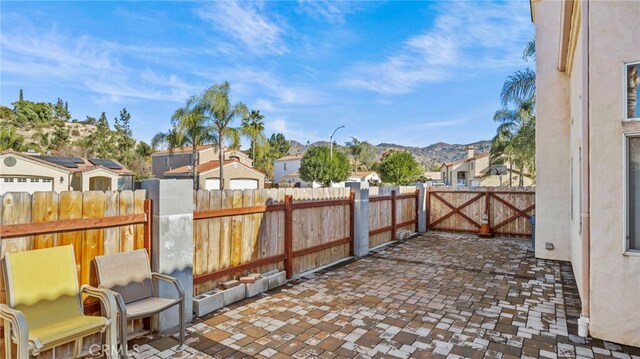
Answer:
[0, 153, 70, 192]
[587, 1, 640, 346]
[535, 1, 572, 261]
[273, 159, 301, 183]
[198, 163, 265, 189]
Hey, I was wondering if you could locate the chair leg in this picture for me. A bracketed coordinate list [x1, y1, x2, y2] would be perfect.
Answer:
[15, 332, 29, 359]
[120, 315, 128, 359]
[179, 298, 185, 348]
[4, 321, 12, 359]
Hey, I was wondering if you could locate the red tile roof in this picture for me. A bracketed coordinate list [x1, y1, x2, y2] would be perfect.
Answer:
[164, 160, 265, 176]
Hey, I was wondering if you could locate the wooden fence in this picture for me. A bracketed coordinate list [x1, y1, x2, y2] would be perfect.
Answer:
[0, 190, 151, 358]
[427, 187, 535, 237]
[368, 186, 419, 248]
[192, 188, 354, 295]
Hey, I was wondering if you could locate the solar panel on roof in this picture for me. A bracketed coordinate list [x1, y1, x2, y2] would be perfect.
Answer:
[69, 157, 85, 164]
[38, 156, 78, 168]
[88, 158, 122, 170]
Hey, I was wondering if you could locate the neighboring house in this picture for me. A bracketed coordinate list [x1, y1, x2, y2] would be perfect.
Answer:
[0, 150, 134, 194]
[533, 0, 639, 346]
[423, 171, 442, 181]
[440, 146, 534, 187]
[163, 159, 265, 190]
[151, 145, 252, 179]
[273, 155, 308, 185]
[347, 171, 381, 184]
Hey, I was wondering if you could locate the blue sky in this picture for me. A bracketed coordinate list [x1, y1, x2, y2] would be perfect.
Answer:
[0, 1, 534, 148]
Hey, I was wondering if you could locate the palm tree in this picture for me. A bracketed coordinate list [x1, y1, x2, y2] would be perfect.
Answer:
[191, 82, 247, 191]
[490, 97, 535, 187]
[500, 37, 536, 107]
[240, 110, 265, 161]
[151, 105, 216, 189]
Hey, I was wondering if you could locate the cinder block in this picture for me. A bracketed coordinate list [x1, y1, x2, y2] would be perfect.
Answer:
[262, 269, 278, 277]
[222, 284, 246, 306]
[246, 277, 269, 297]
[193, 290, 223, 317]
[267, 271, 287, 290]
[248, 272, 262, 279]
[222, 280, 240, 289]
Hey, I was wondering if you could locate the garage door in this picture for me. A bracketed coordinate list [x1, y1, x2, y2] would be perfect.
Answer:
[230, 179, 258, 190]
[205, 178, 220, 190]
[1, 177, 53, 194]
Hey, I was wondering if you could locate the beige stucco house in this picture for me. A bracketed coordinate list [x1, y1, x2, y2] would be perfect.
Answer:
[347, 171, 381, 184]
[533, 0, 639, 346]
[151, 145, 253, 179]
[0, 150, 134, 194]
[440, 146, 534, 187]
[164, 159, 265, 190]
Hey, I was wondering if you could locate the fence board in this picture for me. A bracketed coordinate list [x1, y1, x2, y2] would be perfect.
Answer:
[32, 191, 59, 249]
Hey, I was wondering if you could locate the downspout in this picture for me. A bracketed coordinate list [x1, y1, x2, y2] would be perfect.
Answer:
[578, 0, 591, 338]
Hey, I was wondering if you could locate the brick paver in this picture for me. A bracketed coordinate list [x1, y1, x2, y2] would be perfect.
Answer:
[135, 233, 640, 358]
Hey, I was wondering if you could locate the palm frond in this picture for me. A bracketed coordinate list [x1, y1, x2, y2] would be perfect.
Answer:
[500, 69, 536, 107]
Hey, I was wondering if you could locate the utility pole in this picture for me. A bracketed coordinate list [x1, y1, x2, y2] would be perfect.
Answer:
[329, 125, 345, 159]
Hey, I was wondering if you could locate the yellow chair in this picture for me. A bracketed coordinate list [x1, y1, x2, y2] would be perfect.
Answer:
[0, 246, 118, 358]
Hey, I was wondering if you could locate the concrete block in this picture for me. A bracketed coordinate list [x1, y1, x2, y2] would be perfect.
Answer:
[222, 284, 246, 306]
[267, 271, 287, 290]
[248, 272, 262, 279]
[222, 280, 240, 289]
[246, 277, 269, 297]
[262, 269, 278, 277]
[193, 290, 223, 317]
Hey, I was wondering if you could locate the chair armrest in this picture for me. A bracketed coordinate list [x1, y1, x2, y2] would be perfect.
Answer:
[81, 285, 118, 321]
[151, 273, 185, 299]
[0, 304, 29, 342]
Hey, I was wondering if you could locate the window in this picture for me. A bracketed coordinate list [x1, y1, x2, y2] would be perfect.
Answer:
[189, 154, 193, 164]
[626, 134, 640, 252]
[3, 178, 13, 183]
[626, 61, 640, 120]
[43, 178, 52, 183]
[165, 157, 170, 167]
[17, 178, 26, 183]
[471, 162, 474, 170]
[284, 163, 287, 171]
[30, 178, 39, 182]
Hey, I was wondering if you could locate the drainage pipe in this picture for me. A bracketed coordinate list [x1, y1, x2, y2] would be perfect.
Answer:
[578, 0, 591, 338]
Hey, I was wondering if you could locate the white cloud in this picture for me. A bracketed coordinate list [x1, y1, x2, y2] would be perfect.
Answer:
[196, 1, 288, 56]
[0, 24, 198, 104]
[342, 1, 532, 95]
[296, 0, 370, 24]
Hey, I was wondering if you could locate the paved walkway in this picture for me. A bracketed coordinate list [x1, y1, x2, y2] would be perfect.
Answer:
[134, 233, 640, 359]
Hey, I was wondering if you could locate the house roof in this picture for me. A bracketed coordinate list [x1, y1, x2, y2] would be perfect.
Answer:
[442, 152, 489, 167]
[164, 159, 265, 177]
[0, 150, 133, 176]
[152, 145, 214, 156]
[352, 171, 377, 177]
[274, 155, 302, 162]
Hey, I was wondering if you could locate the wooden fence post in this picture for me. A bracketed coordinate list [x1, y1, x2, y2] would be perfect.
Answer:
[485, 190, 490, 219]
[284, 195, 293, 279]
[415, 189, 420, 232]
[349, 191, 355, 256]
[426, 189, 431, 231]
[143, 198, 152, 264]
[391, 190, 397, 240]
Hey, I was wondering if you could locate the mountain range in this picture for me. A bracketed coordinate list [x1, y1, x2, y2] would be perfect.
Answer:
[288, 140, 492, 169]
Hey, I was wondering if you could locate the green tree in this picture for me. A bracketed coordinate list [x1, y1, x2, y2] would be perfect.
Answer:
[19, 89, 23, 101]
[377, 151, 422, 185]
[85, 112, 115, 158]
[345, 137, 377, 171]
[50, 122, 70, 149]
[299, 146, 350, 186]
[0, 126, 25, 151]
[113, 108, 136, 165]
[240, 110, 265, 161]
[491, 38, 537, 186]
[0, 105, 16, 122]
[13, 101, 53, 124]
[191, 82, 247, 190]
[53, 97, 71, 121]
[136, 141, 153, 158]
[268, 133, 290, 158]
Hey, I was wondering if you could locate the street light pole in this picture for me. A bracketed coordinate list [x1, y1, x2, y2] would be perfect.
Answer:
[329, 125, 345, 159]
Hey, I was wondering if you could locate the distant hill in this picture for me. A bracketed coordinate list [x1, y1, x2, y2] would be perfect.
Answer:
[288, 139, 492, 169]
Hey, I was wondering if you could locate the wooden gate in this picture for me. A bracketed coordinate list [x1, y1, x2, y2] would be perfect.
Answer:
[427, 188, 535, 237]
[369, 187, 420, 248]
